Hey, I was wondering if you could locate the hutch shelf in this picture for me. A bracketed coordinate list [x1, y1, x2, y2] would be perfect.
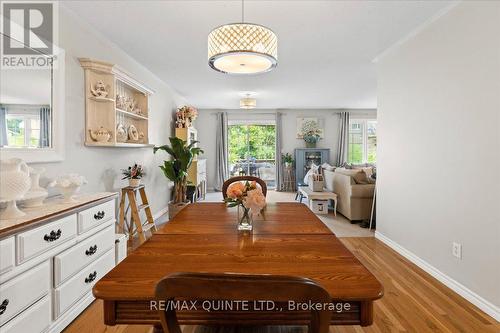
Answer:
[79, 58, 155, 148]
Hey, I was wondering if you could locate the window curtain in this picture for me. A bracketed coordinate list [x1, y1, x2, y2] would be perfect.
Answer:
[214, 112, 229, 191]
[0, 105, 7, 147]
[275, 112, 284, 191]
[39, 106, 51, 148]
[336, 111, 350, 166]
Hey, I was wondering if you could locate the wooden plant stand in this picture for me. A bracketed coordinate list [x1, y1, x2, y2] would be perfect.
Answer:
[118, 185, 156, 240]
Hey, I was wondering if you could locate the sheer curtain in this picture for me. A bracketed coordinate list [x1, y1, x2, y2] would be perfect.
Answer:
[275, 112, 284, 191]
[0, 105, 7, 147]
[214, 112, 229, 191]
[39, 106, 51, 148]
[336, 111, 350, 166]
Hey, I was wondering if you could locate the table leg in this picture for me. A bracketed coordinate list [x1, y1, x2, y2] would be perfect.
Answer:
[152, 324, 164, 333]
[334, 198, 337, 216]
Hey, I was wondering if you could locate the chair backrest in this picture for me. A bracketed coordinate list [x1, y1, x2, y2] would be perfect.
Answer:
[222, 176, 268, 199]
[155, 272, 331, 333]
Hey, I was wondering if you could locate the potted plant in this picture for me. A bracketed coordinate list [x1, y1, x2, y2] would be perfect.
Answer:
[282, 153, 294, 168]
[154, 137, 203, 219]
[300, 120, 321, 148]
[121, 164, 144, 187]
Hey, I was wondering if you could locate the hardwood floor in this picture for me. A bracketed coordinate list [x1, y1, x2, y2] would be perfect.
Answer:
[63, 237, 499, 333]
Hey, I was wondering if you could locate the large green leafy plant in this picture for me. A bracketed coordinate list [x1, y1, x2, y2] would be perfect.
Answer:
[153, 137, 203, 204]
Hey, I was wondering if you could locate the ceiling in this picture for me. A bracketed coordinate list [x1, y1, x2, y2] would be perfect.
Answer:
[62, 1, 453, 109]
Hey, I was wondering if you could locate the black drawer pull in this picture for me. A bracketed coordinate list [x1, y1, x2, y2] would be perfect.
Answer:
[43, 229, 62, 242]
[93, 211, 105, 220]
[0, 299, 9, 315]
[84, 271, 97, 283]
[85, 245, 98, 256]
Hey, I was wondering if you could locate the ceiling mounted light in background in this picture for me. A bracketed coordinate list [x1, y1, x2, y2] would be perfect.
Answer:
[240, 95, 257, 109]
[208, 0, 278, 74]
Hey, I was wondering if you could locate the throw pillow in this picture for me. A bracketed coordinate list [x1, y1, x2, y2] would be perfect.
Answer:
[303, 163, 319, 185]
[321, 163, 335, 171]
[360, 167, 373, 179]
[353, 170, 370, 184]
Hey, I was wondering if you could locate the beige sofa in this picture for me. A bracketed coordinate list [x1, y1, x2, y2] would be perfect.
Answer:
[323, 169, 375, 221]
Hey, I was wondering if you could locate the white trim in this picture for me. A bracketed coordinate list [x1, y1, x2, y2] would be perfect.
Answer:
[153, 206, 169, 221]
[372, 2, 460, 63]
[375, 231, 500, 322]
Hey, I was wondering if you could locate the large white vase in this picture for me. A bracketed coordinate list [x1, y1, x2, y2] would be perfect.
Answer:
[0, 158, 31, 219]
[21, 167, 48, 208]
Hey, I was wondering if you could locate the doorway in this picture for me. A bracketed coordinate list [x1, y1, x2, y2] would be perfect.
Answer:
[228, 120, 276, 189]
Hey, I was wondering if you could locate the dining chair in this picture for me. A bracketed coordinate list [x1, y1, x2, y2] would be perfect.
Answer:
[155, 272, 332, 333]
[222, 176, 268, 199]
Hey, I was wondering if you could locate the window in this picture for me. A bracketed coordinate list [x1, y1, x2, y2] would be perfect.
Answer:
[6, 114, 41, 148]
[2, 105, 50, 148]
[348, 119, 377, 164]
[228, 121, 276, 188]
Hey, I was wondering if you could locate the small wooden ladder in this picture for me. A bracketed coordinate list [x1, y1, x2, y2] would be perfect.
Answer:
[118, 185, 156, 240]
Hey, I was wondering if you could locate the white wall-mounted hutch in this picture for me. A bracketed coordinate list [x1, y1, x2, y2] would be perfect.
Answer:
[79, 58, 154, 148]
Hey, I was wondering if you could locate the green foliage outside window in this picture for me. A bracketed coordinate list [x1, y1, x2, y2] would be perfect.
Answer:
[6, 118, 25, 146]
[228, 125, 276, 164]
[348, 120, 377, 164]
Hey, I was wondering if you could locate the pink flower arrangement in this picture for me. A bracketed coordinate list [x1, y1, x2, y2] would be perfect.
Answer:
[226, 182, 246, 199]
[185, 106, 198, 119]
[175, 106, 198, 128]
[243, 187, 266, 217]
[224, 181, 266, 217]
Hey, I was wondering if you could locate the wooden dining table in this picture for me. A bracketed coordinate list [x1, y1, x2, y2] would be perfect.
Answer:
[93, 202, 383, 332]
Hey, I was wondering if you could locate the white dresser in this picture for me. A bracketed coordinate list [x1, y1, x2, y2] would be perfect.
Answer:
[0, 193, 118, 333]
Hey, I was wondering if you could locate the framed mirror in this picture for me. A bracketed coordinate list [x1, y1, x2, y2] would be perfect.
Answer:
[0, 34, 65, 163]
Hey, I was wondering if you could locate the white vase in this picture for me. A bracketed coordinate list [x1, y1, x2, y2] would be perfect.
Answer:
[28, 167, 46, 192]
[0, 158, 31, 219]
[21, 167, 48, 208]
[129, 178, 141, 187]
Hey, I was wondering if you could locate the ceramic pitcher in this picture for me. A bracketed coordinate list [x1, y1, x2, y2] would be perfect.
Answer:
[0, 158, 31, 201]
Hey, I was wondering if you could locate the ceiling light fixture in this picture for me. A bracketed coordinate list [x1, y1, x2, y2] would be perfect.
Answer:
[208, 0, 278, 75]
[240, 95, 257, 109]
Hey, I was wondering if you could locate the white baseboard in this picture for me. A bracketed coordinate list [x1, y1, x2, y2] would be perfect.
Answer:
[153, 206, 169, 221]
[375, 231, 500, 322]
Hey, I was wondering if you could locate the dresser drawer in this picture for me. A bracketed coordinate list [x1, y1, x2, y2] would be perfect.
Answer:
[77, 200, 115, 234]
[0, 295, 50, 333]
[54, 224, 115, 286]
[0, 261, 50, 326]
[16, 215, 77, 264]
[0, 237, 15, 275]
[54, 249, 114, 317]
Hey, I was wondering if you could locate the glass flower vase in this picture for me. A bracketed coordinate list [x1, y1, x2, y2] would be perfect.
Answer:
[237, 205, 253, 231]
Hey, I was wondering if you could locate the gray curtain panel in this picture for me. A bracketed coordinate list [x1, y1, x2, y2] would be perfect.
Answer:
[336, 111, 350, 166]
[214, 112, 229, 191]
[39, 106, 51, 148]
[275, 112, 284, 191]
[0, 105, 7, 147]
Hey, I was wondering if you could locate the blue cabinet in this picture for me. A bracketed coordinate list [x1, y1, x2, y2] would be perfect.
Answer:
[294, 148, 330, 186]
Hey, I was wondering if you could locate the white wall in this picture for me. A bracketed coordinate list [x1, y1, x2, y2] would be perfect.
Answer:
[33, 6, 186, 217]
[196, 109, 376, 189]
[377, 1, 500, 315]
